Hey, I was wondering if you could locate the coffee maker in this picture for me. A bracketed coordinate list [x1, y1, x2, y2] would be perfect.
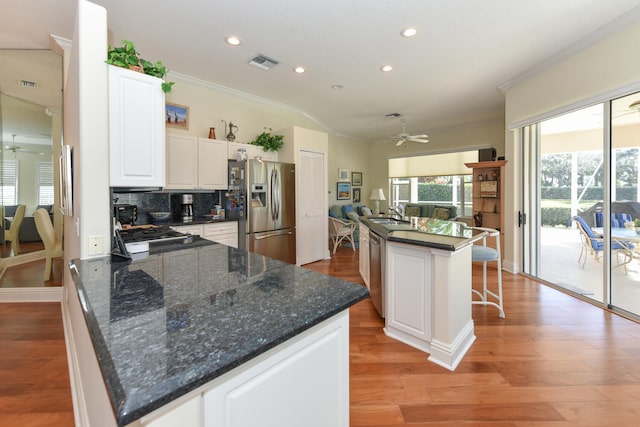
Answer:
[181, 194, 194, 222]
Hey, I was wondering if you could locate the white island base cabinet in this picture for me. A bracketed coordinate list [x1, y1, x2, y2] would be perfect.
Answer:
[137, 311, 349, 427]
[384, 241, 476, 371]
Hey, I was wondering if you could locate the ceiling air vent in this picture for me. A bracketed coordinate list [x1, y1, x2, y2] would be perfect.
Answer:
[18, 79, 38, 89]
[248, 55, 279, 71]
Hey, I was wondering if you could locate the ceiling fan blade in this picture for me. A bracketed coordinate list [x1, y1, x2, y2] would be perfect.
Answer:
[395, 140, 405, 146]
[409, 134, 428, 139]
[409, 138, 429, 143]
[613, 110, 636, 119]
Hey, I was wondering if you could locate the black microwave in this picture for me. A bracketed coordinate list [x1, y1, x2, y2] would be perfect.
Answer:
[114, 204, 138, 226]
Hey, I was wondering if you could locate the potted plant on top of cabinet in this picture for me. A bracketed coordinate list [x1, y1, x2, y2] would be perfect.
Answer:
[250, 127, 284, 152]
[106, 39, 174, 93]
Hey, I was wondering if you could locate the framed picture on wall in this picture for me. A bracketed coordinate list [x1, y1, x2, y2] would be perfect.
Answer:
[165, 102, 189, 130]
[353, 187, 361, 203]
[352, 171, 362, 186]
[338, 168, 350, 182]
[337, 182, 351, 200]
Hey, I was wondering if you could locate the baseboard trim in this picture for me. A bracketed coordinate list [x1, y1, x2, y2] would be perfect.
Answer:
[62, 297, 90, 427]
[0, 286, 63, 302]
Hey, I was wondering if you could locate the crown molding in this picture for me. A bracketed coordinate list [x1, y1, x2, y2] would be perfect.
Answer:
[168, 71, 332, 132]
[498, 5, 640, 92]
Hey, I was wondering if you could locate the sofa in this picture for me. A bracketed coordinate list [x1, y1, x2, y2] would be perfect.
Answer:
[403, 203, 459, 221]
[328, 204, 373, 246]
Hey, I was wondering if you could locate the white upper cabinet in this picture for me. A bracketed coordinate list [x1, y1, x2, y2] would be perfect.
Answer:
[166, 136, 228, 190]
[165, 135, 197, 189]
[197, 138, 228, 189]
[108, 65, 165, 187]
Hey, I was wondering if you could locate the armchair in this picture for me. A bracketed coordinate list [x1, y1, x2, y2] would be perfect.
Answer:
[328, 217, 356, 255]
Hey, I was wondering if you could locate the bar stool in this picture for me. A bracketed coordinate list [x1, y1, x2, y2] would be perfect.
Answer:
[471, 227, 505, 318]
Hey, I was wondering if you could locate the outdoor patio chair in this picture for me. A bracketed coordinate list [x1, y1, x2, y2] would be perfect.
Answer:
[573, 216, 634, 274]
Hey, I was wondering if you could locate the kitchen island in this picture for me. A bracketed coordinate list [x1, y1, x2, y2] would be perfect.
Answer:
[359, 216, 486, 371]
[68, 239, 368, 427]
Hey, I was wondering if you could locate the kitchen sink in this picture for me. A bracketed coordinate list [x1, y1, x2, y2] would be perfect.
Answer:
[368, 218, 408, 226]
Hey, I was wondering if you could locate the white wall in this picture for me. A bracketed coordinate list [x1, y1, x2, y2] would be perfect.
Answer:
[327, 134, 371, 208]
[165, 73, 325, 146]
[62, 1, 116, 426]
[503, 17, 640, 274]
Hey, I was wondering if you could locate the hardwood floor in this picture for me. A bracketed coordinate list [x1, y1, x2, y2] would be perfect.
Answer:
[305, 245, 640, 426]
[2, 244, 640, 426]
[0, 303, 74, 427]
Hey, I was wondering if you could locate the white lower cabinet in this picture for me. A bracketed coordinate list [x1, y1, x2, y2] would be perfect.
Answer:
[384, 241, 433, 347]
[203, 311, 349, 427]
[171, 222, 238, 248]
[203, 222, 238, 248]
[139, 312, 349, 427]
[359, 223, 370, 289]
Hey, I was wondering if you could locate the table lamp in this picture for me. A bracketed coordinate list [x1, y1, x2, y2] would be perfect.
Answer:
[369, 188, 386, 215]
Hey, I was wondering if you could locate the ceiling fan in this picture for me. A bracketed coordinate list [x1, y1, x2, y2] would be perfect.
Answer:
[4, 134, 43, 155]
[391, 119, 429, 146]
[613, 99, 640, 119]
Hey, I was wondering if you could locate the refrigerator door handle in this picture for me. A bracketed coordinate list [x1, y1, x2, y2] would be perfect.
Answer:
[271, 168, 280, 221]
[254, 230, 294, 240]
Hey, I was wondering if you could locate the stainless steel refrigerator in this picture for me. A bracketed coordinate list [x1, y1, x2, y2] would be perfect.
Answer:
[227, 159, 296, 264]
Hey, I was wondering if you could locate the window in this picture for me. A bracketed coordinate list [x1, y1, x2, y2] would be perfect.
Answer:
[389, 173, 473, 216]
[1, 159, 18, 205]
[37, 161, 54, 205]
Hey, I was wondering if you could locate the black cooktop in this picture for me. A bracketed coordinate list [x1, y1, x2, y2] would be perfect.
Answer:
[119, 226, 189, 243]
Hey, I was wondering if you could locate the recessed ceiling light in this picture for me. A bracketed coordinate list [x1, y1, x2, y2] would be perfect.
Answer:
[225, 36, 241, 46]
[380, 65, 393, 72]
[294, 66, 305, 74]
[401, 27, 418, 38]
[332, 85, 344, 90]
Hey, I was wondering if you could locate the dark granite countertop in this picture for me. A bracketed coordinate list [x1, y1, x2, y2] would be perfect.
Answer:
[69, 243, 368, 426]
[360, 216, 486, 250]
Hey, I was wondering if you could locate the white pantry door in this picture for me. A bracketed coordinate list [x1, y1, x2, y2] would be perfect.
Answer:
[297, 150, 326, 265]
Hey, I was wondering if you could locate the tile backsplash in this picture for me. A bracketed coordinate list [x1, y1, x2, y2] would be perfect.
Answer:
[111, 190, 224, 225]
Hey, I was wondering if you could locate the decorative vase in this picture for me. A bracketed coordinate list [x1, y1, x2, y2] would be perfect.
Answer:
[208, 127, 216, 139]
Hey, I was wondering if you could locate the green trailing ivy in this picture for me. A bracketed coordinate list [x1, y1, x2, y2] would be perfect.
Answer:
[107, 39, 174, 93]
[250, 128, 284, 152]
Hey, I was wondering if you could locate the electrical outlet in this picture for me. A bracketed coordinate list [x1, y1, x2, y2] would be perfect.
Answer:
[88, 235, 104, 255]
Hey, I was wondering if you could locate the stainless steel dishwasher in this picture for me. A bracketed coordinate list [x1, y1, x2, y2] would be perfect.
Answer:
[369, 231, 384, 318]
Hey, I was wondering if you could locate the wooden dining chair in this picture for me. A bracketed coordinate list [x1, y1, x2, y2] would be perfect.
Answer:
[4, 204, 26, 255]
[34, 208, 63, 281]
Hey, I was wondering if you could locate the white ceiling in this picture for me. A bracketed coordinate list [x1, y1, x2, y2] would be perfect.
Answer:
[2, 0, 640, 143]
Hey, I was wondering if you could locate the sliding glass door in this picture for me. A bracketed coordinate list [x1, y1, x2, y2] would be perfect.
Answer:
[610, 93, 640, 315]
[523, 105, 606, 303]
[522, 93, 640, 318]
